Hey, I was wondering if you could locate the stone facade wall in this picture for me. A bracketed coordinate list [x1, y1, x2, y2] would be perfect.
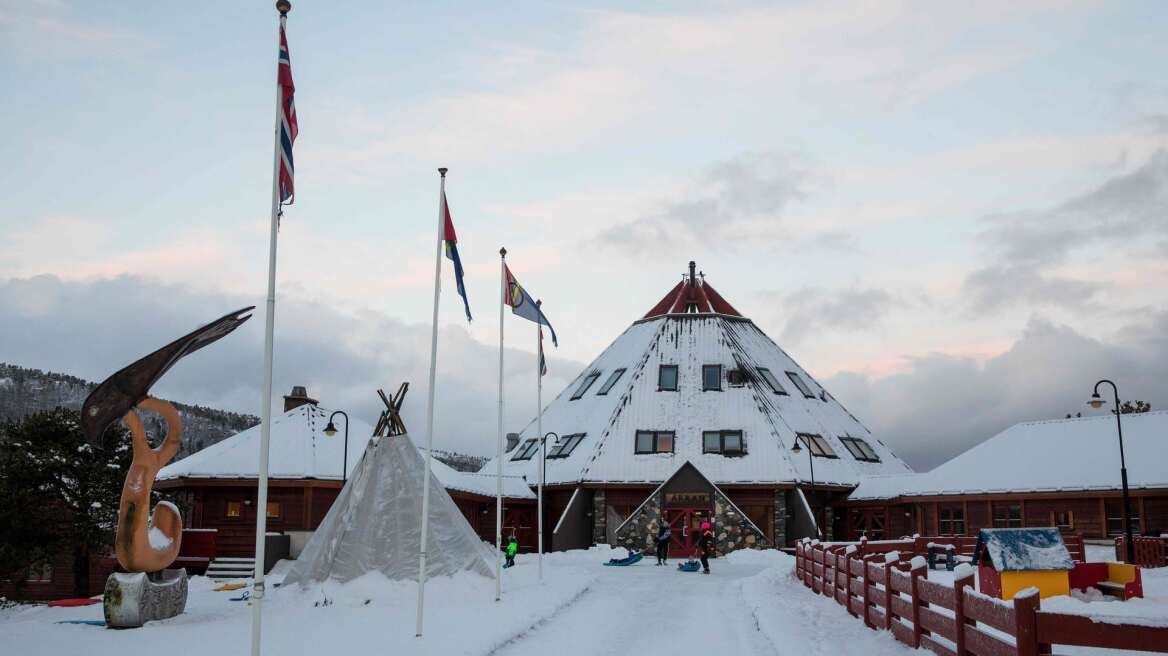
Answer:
[591, 489, 607, 545]
[613, 488, 770, 554]
[773, 490, 787, 547]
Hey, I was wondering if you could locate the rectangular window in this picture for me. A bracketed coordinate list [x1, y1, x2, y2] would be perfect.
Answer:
[635, 430, 675, 454]
[26, 562, 53, 583]
[1051, 511, 1074, 531]
[786, 371, 816, 398]
[226, 501, 242, 518]
[727, 369, 746, 386]
[703, 430, 745, 455]
[1105, 501, 1141, 535]
[658, 365, 679, 391]
[510, 438, 539, 461]
[757, 368, 788, 395]
[840, 437, 881, 463]
[796, 433, 837, 458]
[571, 372, 602, 400]
[547, 433, 585, 459]
[702, 365, 722, 391]
[939, 506, 965, 535]
[597, 369, 626, 395]
[266, 501, 281, 519]
[992, 502, 1022, 528]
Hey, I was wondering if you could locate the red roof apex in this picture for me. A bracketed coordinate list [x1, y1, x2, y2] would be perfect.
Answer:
[642, 262, 743, 319]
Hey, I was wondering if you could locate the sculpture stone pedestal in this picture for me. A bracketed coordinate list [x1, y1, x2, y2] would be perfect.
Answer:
[103, 568, 188, 628]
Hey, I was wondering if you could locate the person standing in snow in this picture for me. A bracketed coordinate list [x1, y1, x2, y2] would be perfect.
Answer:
[503, 535, 519, 568]
[696, 522, 716, 574]
[654, 523, 671, 565]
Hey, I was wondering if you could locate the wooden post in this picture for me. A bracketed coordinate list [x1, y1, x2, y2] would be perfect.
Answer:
[909, 558, 925, 648]
[954, 569, 974, 656]
[860, 554, 872, 626]
[1014, 591, 1041, 656]
[883, 558, 893, 630]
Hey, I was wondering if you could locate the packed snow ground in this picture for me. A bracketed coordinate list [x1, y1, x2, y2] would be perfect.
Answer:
[1, 547, 919, 656]
[3, 545, 1165, 656]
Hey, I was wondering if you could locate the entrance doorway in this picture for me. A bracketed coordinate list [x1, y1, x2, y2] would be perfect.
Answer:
[665, 507, 713, 557]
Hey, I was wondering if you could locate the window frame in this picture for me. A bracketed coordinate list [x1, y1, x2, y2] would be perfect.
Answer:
[702, 364, 723, 391]
[796, 432, 838, 458]
[992, 502, 1023, 529]
[840, 436, 881, 463]
[547, 433, 586, 459]
[657, 364, 679, 391]
[702, 429, 745, 456]
[635, 430, 675, 454]
[570, 371, 602, 400]
[1051, 510, 1075, 531]
[510, 438, 539, 461]
[1105, 500, 1141, 536]
[226, 500, 242, 519]
[596, 368, 626, 396]
[266, 501, 282, 519]
[756, 368, 789, 395]
[939, 505, 965, 536]
[25, 562, 53, 584]
[786, 371, 817, 398]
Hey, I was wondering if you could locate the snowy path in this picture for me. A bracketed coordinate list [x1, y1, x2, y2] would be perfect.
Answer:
[494, 551, 914, 656]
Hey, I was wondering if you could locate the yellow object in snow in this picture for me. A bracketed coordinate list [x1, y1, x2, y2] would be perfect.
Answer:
[213, 582, 248, 592]
[999, 570, 1069, 600]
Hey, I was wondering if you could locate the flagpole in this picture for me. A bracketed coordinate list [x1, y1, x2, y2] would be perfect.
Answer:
[251, 4, 289, 656]
[495, 247, 506, 602]
[536, 301, 544, 582]
[415, 168, 447, 637]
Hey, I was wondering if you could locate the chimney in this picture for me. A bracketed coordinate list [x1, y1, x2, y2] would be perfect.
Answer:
[283, 385, 319, 412]
[506, 432, 520, 452]
[688, 260, 697, 285]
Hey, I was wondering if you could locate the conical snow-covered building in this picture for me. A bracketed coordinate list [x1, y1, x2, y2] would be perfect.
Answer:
[489, 262, 911, 555]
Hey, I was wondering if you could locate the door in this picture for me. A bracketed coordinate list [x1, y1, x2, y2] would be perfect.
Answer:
[666, 508, 713, 557]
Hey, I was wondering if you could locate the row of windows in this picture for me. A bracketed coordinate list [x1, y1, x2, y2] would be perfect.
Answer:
[794, 432, 882, 463]
[936, 502, 1140, 536]
[567, 363, 824, 401]
[225, 500, 281, 519]
[636, 430, 746, 456]
[511, 433, 588, 461]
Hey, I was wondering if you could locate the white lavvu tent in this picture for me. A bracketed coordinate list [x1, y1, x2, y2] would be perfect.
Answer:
[283, 433, 493, 587]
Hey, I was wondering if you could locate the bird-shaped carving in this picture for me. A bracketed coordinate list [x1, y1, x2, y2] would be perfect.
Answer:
[81, 307, 253, 573]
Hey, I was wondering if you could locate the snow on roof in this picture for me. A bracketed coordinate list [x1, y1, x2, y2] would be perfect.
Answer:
[849, 411, 1168, 500]
[482, 298, 912, 488]
[976, 528, 1074, 572]
[158, 404, 534, 499]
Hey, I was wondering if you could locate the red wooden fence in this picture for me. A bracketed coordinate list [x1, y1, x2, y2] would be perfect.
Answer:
[795, 539, 1168, 655]
[1116, 535, 1168, 569]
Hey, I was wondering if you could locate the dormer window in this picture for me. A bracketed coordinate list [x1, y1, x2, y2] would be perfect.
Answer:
[547, 433, 585, 459]
[510, 439, 539, 461]
[702, 365, 722, 391]
[757, 368, 788, 395]
[635, 430, 675, 454]
[840, 436, 880, 463]
[786, 371, 816, 399]
[570, 371, 602, 400]
[796, 432, 837, 458]
[658, 365, 679, 391]
[597, 368, 626, 396]
[703, 430, 745, 456]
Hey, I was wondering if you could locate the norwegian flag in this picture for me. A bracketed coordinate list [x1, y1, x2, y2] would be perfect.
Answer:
[277, 23, 298, 205]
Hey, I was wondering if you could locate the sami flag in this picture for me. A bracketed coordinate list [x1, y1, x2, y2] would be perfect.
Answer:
[504, 265, 557, 346]
[443, 192, 472, 322]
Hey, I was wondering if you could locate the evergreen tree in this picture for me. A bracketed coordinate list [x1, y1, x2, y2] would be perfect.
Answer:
[1118, 400, 1151, 414]
[0, 408, 133, 596]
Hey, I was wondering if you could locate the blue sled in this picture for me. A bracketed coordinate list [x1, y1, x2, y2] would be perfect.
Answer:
[676, 560, 701, 572]
[603, 552, 644, 567]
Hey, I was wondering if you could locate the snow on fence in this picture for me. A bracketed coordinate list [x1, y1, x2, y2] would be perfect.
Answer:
[794, 539, 1168, 655]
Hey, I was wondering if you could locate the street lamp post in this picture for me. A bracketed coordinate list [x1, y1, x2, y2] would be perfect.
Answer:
[791, 436, 822, 539]
[323, 410, 350, 483]
[538, 431, 560, 581]
[1087, 380, 1136, 564]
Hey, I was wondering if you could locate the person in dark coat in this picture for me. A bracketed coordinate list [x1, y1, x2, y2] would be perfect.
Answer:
[696, 522, 716, 574]
[654, 523, 672, 565]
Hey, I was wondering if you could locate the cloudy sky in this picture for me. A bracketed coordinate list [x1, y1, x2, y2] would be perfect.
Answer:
[1, 0, 1165, 469]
